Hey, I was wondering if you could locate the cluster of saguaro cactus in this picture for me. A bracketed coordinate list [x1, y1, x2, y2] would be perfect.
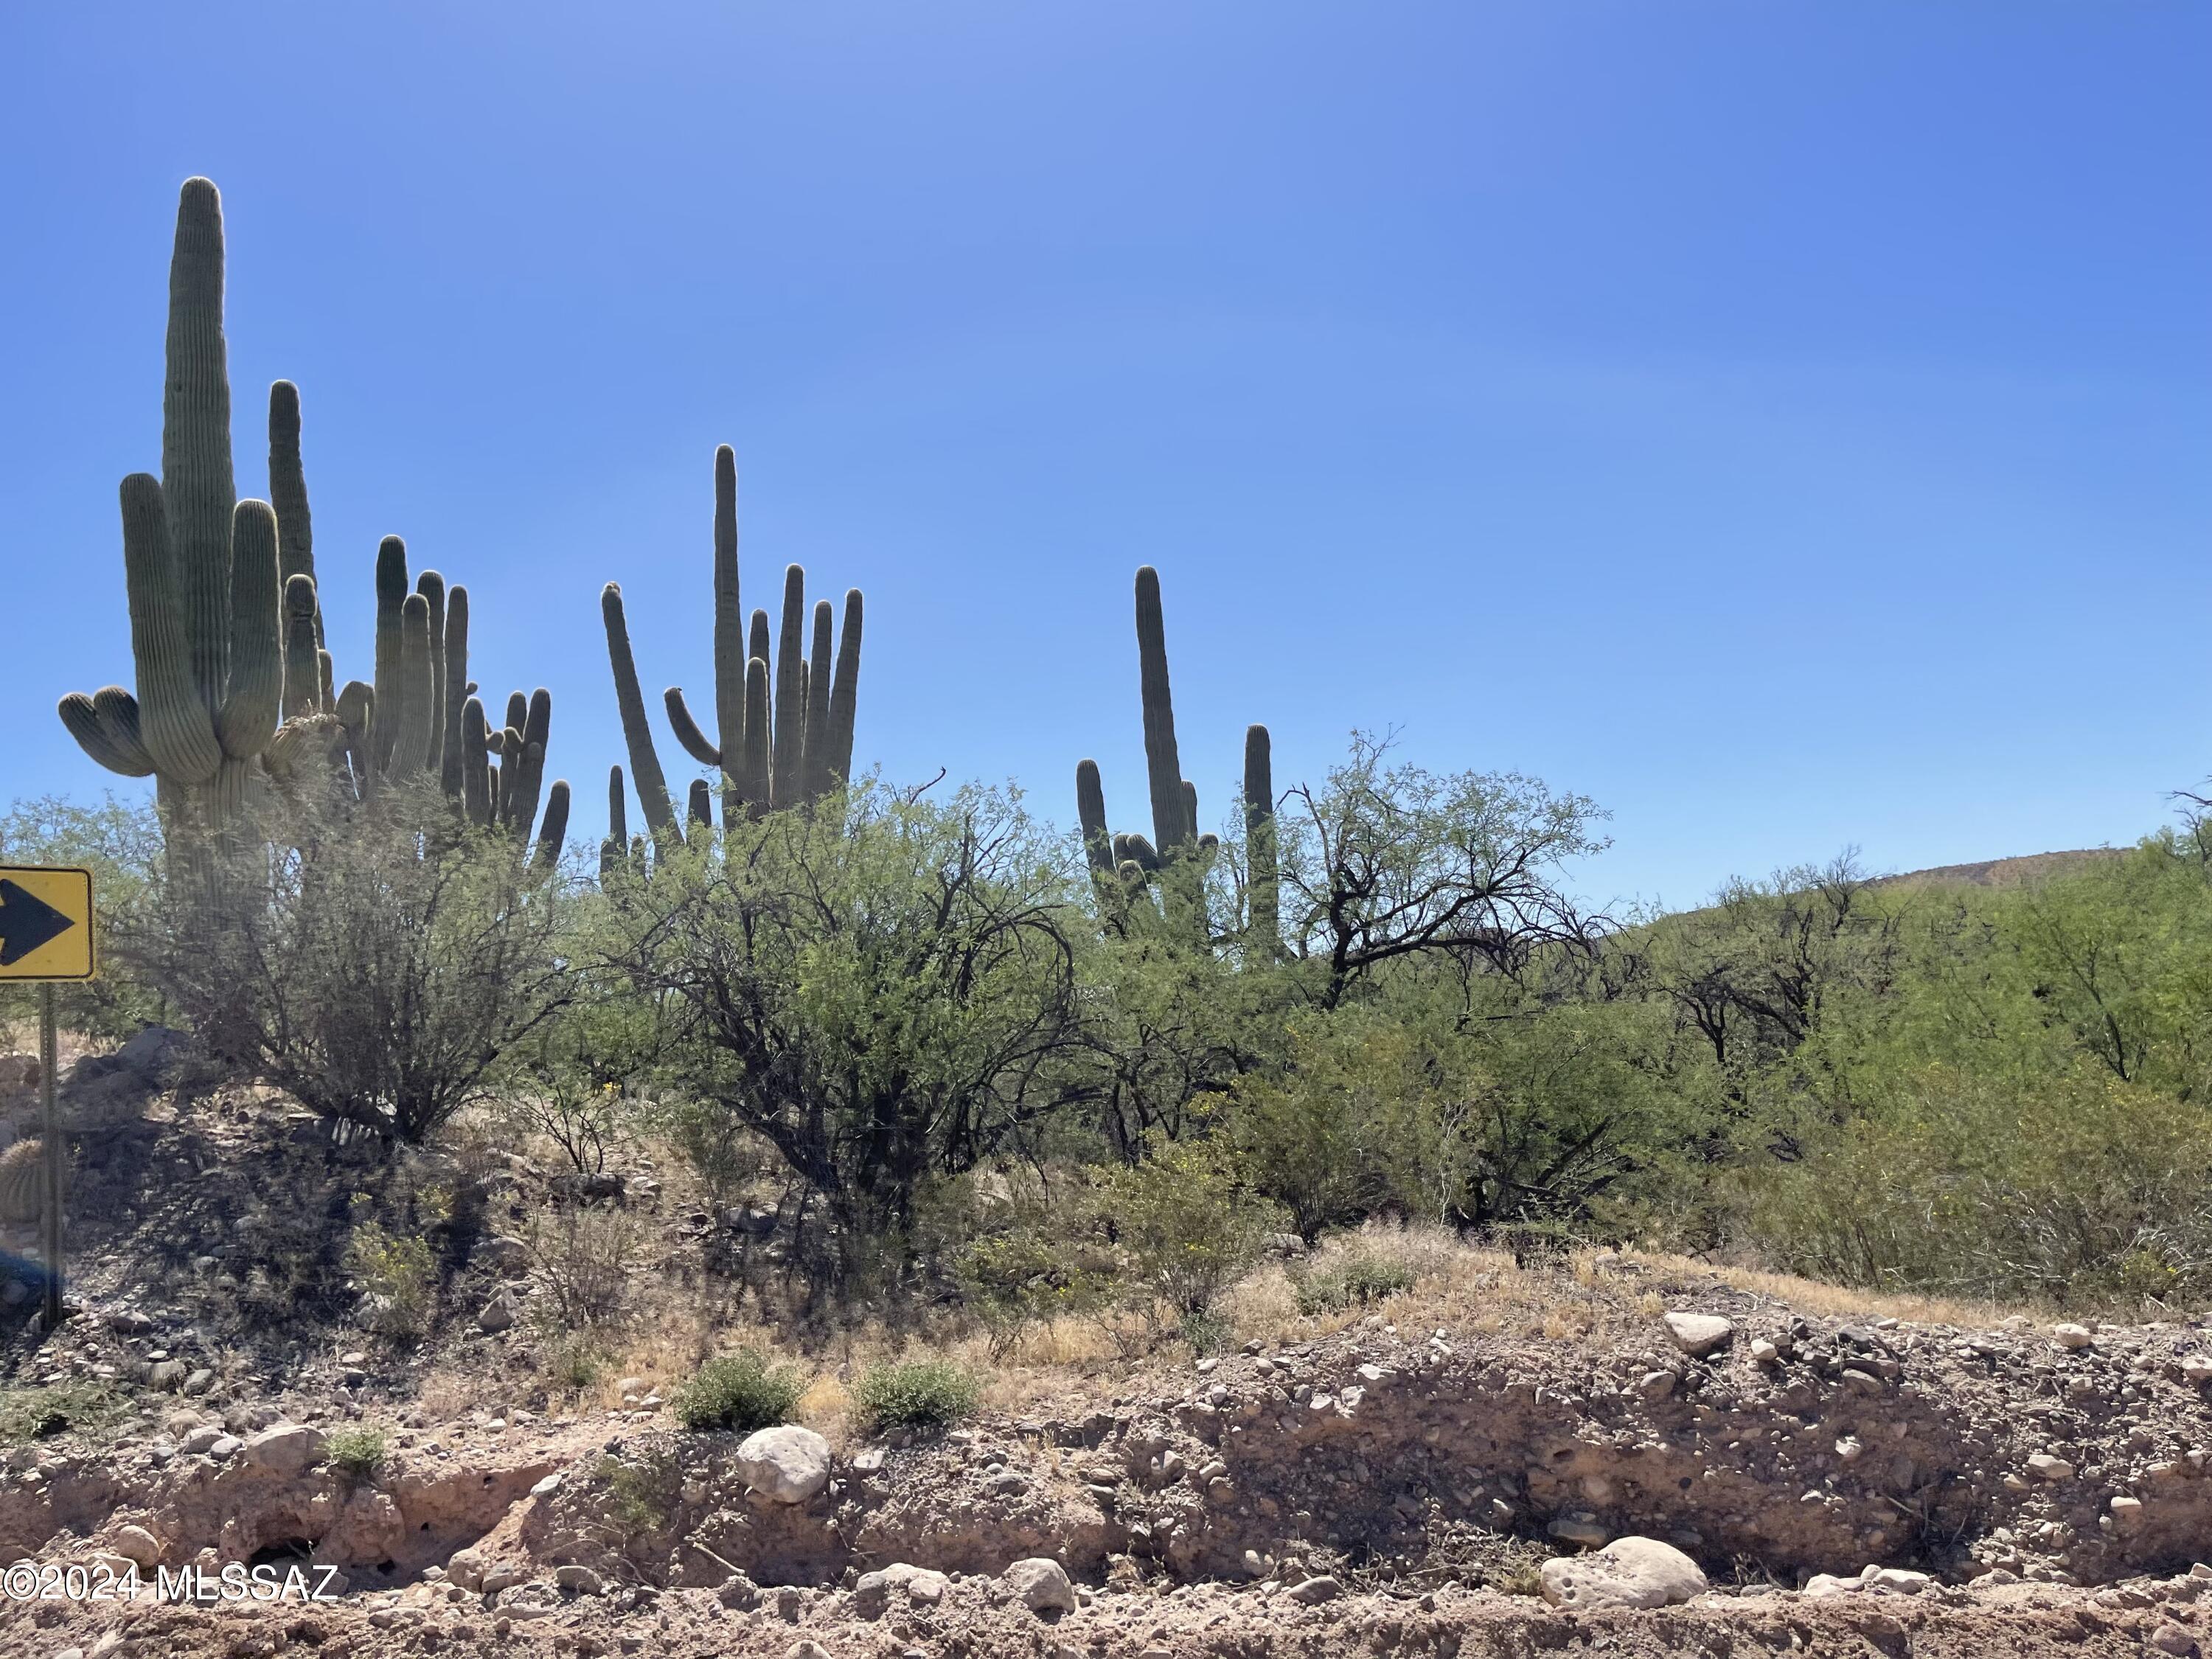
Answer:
[1076, 566, 1278, 957]
[57, 178, 565, 872]
[323, 536, 569, 868]
[601, 445, 862, 852]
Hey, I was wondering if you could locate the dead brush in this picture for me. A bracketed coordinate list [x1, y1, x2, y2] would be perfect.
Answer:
[526, 1203, 649, 1330]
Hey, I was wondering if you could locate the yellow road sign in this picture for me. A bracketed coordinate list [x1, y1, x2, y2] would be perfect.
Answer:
[0, 865, 95, 981]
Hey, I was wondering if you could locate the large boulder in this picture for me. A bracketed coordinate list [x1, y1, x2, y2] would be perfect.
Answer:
[1662, 1312, 1735, 1358]
[1003, 1557, 1076, 1614]
[243, 1423, 326, 1475]
[736, 1425, 832, 1505]
[1539, 1537, 1709, 1610]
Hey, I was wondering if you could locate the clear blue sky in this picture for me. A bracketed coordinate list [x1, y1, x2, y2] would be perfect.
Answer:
[4, 2, 2205, 911]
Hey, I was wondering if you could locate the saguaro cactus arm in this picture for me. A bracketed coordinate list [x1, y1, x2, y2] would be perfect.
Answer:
[215, 501, 283, 759]
[801, 599, 834, 801]
[281, 574, 321, 720]
[740, 656, 772, 818]
[824, 588, 863, 791]
[532, 779, 571, 874]
[1076, 759, 1113, 875]
[1134, 566, 1189, 852]
[771, 565, 807, 804]
[439, 585, 471, 796]
[58, 690, 155, 777]
[102, 473, 223, 785]
[266, 380, 321, 648]
[601, 582, 679, 840]
[664, 687, 722, 767]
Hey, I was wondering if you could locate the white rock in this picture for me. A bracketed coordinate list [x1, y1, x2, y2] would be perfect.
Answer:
[1539, 1537, 1709, 1610]
[2026, 1454, 2076, 1483]
[2181, 1355, 2212, 1383]
[1750, 1339, 1780, 1365]
[107, 1525, 161, 1569]
[1662, 1312, 1734, 1358]
[1004, 1557, 1076, 1614]
[735, 1425, 832, 1505]
[1865, 1566, 1930, 1593]
[853, 1563, 950, 1615]
[2052, 1324, 2094, 1350]
[243, 1423, 326, 1475]
[555, 1564, 605, 1594]
[2111, 1495, 2146, 1528]
[1804, 1573, 1860, 1597]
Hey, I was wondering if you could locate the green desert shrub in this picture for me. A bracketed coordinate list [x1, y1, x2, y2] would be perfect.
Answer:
[952, 1176, 1115, 1356]
[1105, 1135, 1284, 1324]
[1293, 1251, 1417, 1315]
[851, 1360, 979, 1432]
[347, 1220, 437, 1340]
[1736, 1065, 2212, 1310]
[675, 1351, 807, 1433]
[324, 1424, 389, 1478]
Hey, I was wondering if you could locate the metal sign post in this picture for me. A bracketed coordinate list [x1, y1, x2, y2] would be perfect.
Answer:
[40, 984, 60, 1329]
[0, 864, 96, 1332]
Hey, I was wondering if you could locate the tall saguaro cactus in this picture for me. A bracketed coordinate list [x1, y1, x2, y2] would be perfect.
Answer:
[1075, 566, 1287, 952]
[58, 180, 315, 846]
[58, 177, 566, 874]
[602, 446, 866, 843]
[1244, 723, 1279, 961]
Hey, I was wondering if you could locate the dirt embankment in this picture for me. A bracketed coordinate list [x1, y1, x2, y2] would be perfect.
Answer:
[7, 1255, 2212, 1656]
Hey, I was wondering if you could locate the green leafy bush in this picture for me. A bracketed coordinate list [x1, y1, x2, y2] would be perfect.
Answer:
[953, 1178, 1113, 1355]
[851, 1360, 980, 1432]
[1736, 1065, 2212, 1309]
[1293, 1251, 1417, 1315]
[347, 1220, 437, 1340]
[324, 1424, 389, 1478]
[675, 1351, 807, 1433]
[1106, 1136, 1283, 1322]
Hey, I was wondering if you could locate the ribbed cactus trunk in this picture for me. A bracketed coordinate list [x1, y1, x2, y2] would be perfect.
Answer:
[771, 565, 807, 807]
[164, 178, 235, 721]
[711, 445, 744, 821]
[1243, 724, 1279, 961]
[266, 380, 321, 650]
[801, 599, 835, 802]
[1075, 759, 1113, 876]
[601, 583, 679, 842]
[740, 658, 772, 820]
[1133, 566, 1189, 854]
[439, 587, 471, 797]
[824, 590, 863, 793]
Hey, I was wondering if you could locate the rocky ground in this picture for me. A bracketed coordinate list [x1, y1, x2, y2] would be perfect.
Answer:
[5, 1043, 2212, 1655]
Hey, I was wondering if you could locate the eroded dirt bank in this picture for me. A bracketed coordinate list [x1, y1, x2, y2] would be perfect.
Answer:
[8, 1255, 2212, 1656]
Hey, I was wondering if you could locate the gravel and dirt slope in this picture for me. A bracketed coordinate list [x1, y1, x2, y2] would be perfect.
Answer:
[6, 1058, 2212, 1655]
[7, 1251, 2212, 1656]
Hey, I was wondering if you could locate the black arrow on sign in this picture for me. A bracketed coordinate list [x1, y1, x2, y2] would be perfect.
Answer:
[0, 880, 77, 967]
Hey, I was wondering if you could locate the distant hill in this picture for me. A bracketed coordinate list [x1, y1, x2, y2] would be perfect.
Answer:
[1873, 848, 2125, 891]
